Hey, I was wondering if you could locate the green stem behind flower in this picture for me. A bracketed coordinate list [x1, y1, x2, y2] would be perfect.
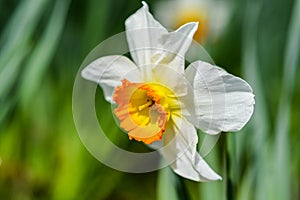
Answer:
[222, 134, 236, 200]
[175, 174, 191, 200]
[157, 166, 191, 200]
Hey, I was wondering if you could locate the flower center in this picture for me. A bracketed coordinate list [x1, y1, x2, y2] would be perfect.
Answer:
[113, 79, 178, 144]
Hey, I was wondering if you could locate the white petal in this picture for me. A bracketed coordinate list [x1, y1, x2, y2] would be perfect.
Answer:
[81, 55, 140, 103]
[184, 61, 255, 134]
[152, 65, 188, 97]
[160, 114, 221, 181]
[125, 2, 198, 74]
[125, 2, 168, 67]
[154, 22, 198, 74]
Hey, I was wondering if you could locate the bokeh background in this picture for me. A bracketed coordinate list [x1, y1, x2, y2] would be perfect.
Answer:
[0, 0, 299, 199]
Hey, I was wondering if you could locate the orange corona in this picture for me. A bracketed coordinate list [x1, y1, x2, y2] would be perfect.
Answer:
[113, 79, 178, 144]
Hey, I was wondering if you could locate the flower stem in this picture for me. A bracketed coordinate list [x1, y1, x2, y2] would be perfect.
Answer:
[174, 173, 191, 200]
[223, 134, 236, 200]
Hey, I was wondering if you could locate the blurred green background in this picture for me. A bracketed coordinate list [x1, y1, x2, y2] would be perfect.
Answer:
[0, 0, 299, 199]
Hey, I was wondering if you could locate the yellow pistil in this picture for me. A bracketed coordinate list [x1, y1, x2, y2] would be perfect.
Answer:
[113, 79, 179, 144]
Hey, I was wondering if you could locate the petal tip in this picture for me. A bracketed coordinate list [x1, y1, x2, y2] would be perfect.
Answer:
[203, 171, 222, 182]
[216, 175, 222, 181]
[141, 1, 149, 9]
[186, 21, 199, 31]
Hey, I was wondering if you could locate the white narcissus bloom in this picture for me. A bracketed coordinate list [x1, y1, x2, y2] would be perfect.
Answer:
[154, 0, 231, 43]
[81, 2, 254, 182]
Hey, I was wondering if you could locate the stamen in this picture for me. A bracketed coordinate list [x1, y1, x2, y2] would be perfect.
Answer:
[138, 100, 153, 111]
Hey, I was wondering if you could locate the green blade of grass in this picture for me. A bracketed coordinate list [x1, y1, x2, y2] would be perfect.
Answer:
[0, 46, 29, 99]
[19, 0, 71, 108]
[0, 0, 48, 71]
[241, 1, 271, 200]
[0, 0, 49, 126]
[274, 0, 300, 199]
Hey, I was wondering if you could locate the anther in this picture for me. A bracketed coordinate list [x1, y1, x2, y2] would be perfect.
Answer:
[138, 100, 153, 111]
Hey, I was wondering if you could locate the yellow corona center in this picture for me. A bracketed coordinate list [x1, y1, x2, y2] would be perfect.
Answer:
[174, 8, 208, 43]
[113, 79, 179, 144]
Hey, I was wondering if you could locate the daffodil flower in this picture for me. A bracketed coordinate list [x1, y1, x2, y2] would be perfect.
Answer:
[81, 2, 254, 181]
[154, 0, 230, 43]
